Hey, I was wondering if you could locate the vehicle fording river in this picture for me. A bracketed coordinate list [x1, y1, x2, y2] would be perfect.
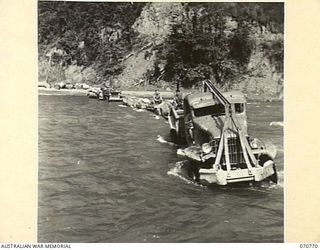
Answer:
[168, 80, 278, 186]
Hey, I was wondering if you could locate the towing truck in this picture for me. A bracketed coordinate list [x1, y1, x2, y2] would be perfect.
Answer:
[169, 79, 277, 185]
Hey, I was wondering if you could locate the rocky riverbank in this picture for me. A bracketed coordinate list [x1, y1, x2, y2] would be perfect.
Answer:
[38, 86, 282, 103]
[38, 87, 174, 99]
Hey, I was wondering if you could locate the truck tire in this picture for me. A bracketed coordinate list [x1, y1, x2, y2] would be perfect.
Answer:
[268, 163, 278, 184]
[170, 129, 178, 143]
[259, 154, 278, 184]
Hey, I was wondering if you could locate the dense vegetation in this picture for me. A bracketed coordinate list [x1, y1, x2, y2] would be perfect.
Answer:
[38, 1, 145, 82]
[38, 1, 283, 90]
[156, 2, 284, 87]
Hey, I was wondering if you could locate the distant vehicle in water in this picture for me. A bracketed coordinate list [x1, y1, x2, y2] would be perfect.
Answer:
[169, 80, 277, 186]
[87, 87, 123, 102]
[105, 89, 123, 102]
[87, 87, 101, 99]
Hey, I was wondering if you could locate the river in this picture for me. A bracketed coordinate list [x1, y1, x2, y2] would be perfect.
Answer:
[38, 95, 283, 242]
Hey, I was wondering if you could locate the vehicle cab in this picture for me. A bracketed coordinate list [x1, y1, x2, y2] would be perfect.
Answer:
[183, 91, 247, 145]
[179, 82, 277, 185]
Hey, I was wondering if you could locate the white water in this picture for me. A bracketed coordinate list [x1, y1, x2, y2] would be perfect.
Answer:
[270, 121, 284, 127]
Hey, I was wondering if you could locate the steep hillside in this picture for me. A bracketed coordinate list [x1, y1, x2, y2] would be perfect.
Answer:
[38, 2, 284, 99]
[115, 2, 184, 88]
[233, 25, 284, 99]
[38, 1, 146, 85]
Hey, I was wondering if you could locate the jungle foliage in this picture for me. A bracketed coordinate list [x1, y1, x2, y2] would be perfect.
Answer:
[38, 1, 283, 88]
[156, 2, 284, 87]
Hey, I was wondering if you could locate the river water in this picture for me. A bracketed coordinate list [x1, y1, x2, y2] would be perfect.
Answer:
[38, 95, 284, 242]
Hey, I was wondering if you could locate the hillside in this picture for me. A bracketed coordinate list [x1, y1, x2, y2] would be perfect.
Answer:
[38, 2, 284, 99]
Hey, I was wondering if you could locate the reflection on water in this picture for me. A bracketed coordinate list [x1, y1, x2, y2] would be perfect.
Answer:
[38, 96, 283, 242]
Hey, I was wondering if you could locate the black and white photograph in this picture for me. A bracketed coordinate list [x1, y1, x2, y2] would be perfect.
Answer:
[38, 1, 284, 243]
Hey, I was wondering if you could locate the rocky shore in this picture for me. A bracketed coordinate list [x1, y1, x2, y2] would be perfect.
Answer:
[38, 87, 282, 103]
[38, 87, 174, 98]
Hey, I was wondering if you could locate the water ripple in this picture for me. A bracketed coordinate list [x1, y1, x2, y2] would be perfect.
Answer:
[38, 96, 283, 242]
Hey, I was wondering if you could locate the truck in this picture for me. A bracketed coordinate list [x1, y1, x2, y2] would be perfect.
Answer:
[168, 80, 277, 186]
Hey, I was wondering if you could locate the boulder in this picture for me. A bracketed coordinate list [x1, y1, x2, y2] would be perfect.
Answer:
[81, 83, 90, 90]
[38, 81, 50, 88]
[54, 82, 66, 90]
[65, 84, 74, 89]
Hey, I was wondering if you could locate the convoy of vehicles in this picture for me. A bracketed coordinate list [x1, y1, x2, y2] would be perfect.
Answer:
[40, 78, 278, 186]
[87, 87, 123, 102]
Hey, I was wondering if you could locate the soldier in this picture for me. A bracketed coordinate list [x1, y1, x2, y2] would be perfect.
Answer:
[173, 89, 183, 109]
[98, 88, 105, 100]
[153, 89, 163, 105]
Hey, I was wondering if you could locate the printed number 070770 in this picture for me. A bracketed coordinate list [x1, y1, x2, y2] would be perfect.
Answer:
[300, 244, 318, 248]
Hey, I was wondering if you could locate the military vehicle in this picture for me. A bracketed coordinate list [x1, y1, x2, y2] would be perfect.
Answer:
[169, 80, 277, 185]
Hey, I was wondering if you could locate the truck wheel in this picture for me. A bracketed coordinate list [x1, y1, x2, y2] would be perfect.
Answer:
[188, 164, 200, 182]
[259, 154, 278, 184]
[268, 163, 278, 184]
[170, 129, 178, 143]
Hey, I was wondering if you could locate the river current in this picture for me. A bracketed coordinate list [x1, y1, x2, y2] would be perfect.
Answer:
[38, 95, 283, 242]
